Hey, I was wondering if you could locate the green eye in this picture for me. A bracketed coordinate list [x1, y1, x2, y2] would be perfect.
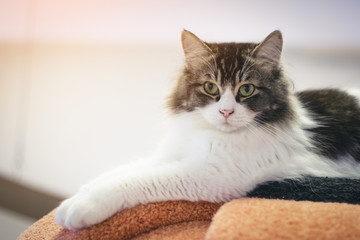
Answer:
[239, 84, 255, 97]
[204, 82, 219, 95]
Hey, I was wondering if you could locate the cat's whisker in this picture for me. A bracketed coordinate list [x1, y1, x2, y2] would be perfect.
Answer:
[250, 120, 297, 145]
[199, 56, 217, 76]
[253, 118, 293, 137]
[245, 123, 285, 148]
[244, 124, 269, 143]
[240, 58, 258, 79]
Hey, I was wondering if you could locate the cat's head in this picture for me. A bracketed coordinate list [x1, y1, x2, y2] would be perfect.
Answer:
[168, 30, 294, 132]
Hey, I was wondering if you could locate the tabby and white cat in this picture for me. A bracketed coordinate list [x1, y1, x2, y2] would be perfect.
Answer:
[56, 30, 360, 229]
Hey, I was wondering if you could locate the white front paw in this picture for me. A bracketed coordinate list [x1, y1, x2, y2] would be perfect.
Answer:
[55, 193, 112, 230]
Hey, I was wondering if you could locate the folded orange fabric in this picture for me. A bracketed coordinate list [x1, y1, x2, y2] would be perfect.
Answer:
[18, 201, 221, 240]
[18, 198, 360, 240]
[206, 198, 360, 240]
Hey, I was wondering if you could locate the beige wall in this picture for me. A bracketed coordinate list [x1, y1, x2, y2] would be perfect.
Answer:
[0, 43, 182, 196]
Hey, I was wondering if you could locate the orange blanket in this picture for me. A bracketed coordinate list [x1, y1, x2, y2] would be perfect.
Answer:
[18, 198, 360, 240]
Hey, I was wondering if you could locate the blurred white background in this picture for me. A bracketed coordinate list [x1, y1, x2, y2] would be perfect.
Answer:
[1, 0, 360, 199]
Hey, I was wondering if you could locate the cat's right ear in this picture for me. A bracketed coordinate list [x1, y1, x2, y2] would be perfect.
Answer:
[253, 30, 283, 67]
[181, 30, 213, 65]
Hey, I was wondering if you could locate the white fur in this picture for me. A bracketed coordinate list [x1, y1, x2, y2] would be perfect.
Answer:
[55, 91, 360, 230]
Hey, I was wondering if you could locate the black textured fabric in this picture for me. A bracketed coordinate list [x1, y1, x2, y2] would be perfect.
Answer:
[247, 177, 360, 204]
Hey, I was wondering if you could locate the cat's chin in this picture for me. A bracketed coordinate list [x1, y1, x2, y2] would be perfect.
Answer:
[214, 122, 244, 133]
[201, 116, 248, 133]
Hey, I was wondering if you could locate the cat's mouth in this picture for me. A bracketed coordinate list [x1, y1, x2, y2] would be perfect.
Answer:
[222, 119, 232, 126]
[216, 118, 239, 132]
[216, 115, 256, 133]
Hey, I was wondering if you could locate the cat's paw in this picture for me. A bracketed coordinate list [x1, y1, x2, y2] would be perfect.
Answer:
[55, 193, 112, 230]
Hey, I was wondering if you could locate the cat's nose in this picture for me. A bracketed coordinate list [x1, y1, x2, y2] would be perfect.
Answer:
[220, 109, 234, 119]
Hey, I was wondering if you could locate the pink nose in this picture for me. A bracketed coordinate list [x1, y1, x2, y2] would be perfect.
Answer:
[220, 109, 234, 119]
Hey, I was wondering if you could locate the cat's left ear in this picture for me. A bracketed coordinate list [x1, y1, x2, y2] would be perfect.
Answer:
[253, 30, 283, 67]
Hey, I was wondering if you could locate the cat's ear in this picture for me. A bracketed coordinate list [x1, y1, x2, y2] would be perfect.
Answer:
[181, 30, 213, 64]
[253, 30, 283, 67]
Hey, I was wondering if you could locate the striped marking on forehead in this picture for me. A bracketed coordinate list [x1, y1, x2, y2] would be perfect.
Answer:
[215, 55, 247, 86]
[206, 42, 258, 87]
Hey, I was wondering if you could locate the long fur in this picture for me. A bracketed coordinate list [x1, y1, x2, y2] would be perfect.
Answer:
[55, 31, 360, 230]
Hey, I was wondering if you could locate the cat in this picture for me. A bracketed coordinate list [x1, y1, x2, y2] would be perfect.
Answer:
[55, 30, 360, 230]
